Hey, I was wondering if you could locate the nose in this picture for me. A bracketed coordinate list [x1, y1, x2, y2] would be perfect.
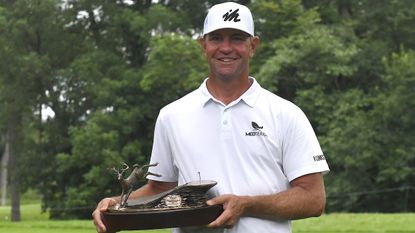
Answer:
[219, 37, 232, 53]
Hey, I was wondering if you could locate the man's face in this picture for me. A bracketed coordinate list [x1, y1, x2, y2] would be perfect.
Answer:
[199, 28, 259, 81]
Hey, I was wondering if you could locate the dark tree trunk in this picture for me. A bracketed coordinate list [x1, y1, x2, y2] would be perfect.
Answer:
[8, 121, 21, 221]
[1, 132, 10, 206]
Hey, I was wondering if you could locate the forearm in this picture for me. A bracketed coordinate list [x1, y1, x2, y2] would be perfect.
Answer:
[207, 173, 326, 228]
[243, 173, 326, 220]
[242, 185, 325, 220]
[127, 180, 177, 200]
[108, 180, 177, 203]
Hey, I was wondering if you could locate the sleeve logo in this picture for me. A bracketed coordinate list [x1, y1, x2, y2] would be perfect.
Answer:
[313, 155, 326, 162]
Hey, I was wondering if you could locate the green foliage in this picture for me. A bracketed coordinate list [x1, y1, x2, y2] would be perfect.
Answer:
[250, 0, 321, 75]
[256, 25, 358, 101]
[38, 4, 208, 217]
[374, 51, 415, 185]
[251, 0, 321, 40]
[141, 34, 207, 99]
[320, 51, 415, 212]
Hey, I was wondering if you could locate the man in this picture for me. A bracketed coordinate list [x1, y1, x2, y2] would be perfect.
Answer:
[92, 2, 329, 233]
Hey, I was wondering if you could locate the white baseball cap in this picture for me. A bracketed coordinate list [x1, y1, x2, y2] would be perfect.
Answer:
[203, 2, 254, 36]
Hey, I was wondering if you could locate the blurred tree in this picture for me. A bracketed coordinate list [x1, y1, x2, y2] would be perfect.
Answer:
[0, 0, 57, 221]
[300, 0, 415, 211]
[42, 0, 209, 218]
[321, 51, 415, 212]
[0, 0, 91, 220]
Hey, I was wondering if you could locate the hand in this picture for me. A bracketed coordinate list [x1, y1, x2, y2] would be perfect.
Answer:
[206, 194, 248, 229]
[92, 197, 117, 233]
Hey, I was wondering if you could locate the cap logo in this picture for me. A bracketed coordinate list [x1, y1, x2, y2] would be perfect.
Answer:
[222, 8, 241, 22]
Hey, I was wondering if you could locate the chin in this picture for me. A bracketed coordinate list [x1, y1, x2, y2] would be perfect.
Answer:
[216, 74, 239, 81]
[215, 69, 238, 78]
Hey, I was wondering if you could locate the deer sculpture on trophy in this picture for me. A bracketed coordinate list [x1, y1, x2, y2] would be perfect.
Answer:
[111, 162, 161, 208]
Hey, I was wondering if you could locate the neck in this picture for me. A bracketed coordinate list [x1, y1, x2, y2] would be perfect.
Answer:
[206, 76, 252, 105]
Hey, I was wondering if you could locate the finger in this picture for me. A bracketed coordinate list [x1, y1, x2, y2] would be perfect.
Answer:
[99, 198, 112, 211]
[92, 210, 107, 233]
[206, 198, 217, 206]
[92, 198, 116, 232]
[207, 215, 224, 227]
[224, 224, 234, 229]
[207, 209, 232, 228]
[208, 218, 234, 229]
[207, 195, 228, 206]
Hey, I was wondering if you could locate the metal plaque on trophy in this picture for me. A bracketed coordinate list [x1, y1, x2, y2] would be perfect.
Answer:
[102, 163, 223, 232]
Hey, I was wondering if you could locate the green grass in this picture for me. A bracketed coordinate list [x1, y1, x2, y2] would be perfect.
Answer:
[293, 213, 415, 232]
[1, 203, 415, 232]
[0, 203, 168, 233]
[0, 203, 49, 221]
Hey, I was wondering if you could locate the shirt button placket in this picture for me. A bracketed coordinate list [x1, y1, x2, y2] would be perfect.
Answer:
[222, 108, 230, 127]
[220, 107, 232, 138]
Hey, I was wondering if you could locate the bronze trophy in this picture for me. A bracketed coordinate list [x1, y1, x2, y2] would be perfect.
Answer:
[102, 163, 223, 232]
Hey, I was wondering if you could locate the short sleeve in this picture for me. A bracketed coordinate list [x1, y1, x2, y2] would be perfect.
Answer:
[147, 110, 179, 182]
[282, 106, 329, 181]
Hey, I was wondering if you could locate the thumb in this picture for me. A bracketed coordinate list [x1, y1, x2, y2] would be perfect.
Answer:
[100, 198, 117, 211]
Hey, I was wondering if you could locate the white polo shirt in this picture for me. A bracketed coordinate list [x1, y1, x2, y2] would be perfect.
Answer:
[148, 77, 329, 233]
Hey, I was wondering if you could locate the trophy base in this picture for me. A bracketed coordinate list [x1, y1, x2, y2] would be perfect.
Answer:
[102, 204, 223, 232]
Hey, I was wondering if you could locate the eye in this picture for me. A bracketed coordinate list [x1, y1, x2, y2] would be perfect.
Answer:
[208, 35, 222, 41]
[231, 34, 250, 43]
[232, 35, 245, 41]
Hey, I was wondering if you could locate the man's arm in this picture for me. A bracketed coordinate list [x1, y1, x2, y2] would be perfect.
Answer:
[92, 180, 177, 233]
[207, 173, 326, 228]
[128, 180, 178, 200]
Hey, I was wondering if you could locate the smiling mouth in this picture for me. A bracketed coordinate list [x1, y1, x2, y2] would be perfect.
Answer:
[218, 58, 236, 62]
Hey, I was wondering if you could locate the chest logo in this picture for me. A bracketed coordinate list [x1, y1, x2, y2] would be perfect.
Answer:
[245, 121, 267, 137]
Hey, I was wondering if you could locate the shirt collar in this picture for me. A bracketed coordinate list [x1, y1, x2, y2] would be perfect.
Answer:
[198, 77, 261, 108]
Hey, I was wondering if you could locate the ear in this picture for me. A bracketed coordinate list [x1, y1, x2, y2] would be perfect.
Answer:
[249, 36, 260, 58]
[198, 36, 207, 56]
